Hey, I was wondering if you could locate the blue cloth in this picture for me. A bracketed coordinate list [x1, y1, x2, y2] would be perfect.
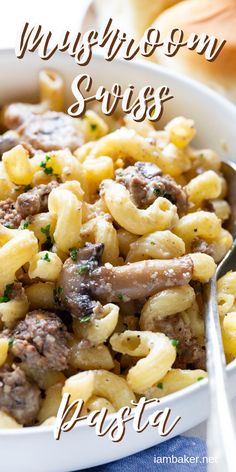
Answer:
[84, 436, 207, 472]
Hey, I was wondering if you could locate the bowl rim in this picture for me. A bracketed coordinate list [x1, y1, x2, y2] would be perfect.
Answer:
[1, 47, 236, 113]
[1, 48, 236, 436]
[1, 358, 236, 436]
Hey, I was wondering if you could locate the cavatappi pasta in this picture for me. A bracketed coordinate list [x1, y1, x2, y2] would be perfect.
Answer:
[0, 70, 234, 429]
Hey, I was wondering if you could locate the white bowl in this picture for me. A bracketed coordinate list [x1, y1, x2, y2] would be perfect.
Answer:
[1, 50, 236, 472]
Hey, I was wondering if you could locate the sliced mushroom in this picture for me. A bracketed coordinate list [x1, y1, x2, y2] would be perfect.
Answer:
[58, 243, 193, 319]
[58, 243, 104, 319]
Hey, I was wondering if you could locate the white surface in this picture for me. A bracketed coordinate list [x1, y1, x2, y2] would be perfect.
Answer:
[0, 0, 91, 49]
[1, 50, 236, 472]
[186, 397, 236, 440]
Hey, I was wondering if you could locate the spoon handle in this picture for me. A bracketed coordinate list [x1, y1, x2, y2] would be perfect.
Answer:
[204, 279, 236, 471]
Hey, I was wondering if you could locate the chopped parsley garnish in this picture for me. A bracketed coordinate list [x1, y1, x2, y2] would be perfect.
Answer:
[157, 382, 163, 390]
[40, 155, 50, 166]
[171, 339, 179, 348]
[53, 287, 63, 305]
[153, 187, 162, 197]
[80, 314, 91, 323]
[150, 241, 155, 245]
[24, 184, 32, 192]
[197, 377, 204, 381]
[41, 224, 51, 237]
[21, 221, 29, 230]
[40, 224, 53, 249]
[69, 247, 78, 262]
[77, 264, 90, 275]
[118, 294, 124, 301]
[0, 283, 14, 303]
[42, 252, 51, 262]
[45, 166, 54, 175]
[40, 155, 58, 176]
[3, 223, 12, 229]
[90, 123, 97, 131]
[8, 337, 14, 347]
[153, 187, 176, 204]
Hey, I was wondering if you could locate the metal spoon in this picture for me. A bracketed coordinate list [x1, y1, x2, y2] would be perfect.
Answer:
[204, 159, 236, 471]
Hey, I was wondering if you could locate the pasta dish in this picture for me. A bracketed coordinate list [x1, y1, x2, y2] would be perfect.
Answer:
[0, 70, 234, 429]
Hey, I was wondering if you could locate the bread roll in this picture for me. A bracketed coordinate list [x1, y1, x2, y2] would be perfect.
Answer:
[152, 0, 236, 102]
[93, 0, 182, 38]
[128, 0, 183, 37]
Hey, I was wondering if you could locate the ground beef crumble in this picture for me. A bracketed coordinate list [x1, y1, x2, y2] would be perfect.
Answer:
[0, 199, 22, 228]
[116, 161, 188, 215]
[155, 313, 206, 370]
[9, 310, 70, 372]
[0, 365, 41, 425]
[16, 181, 59, 218]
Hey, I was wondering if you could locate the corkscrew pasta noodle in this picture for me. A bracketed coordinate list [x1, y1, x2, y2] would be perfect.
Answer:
[103, 180, 178, 235]
[110, 331, 176, 394]
[73, 303, 119, 346]
[140, 285, 195, 331]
